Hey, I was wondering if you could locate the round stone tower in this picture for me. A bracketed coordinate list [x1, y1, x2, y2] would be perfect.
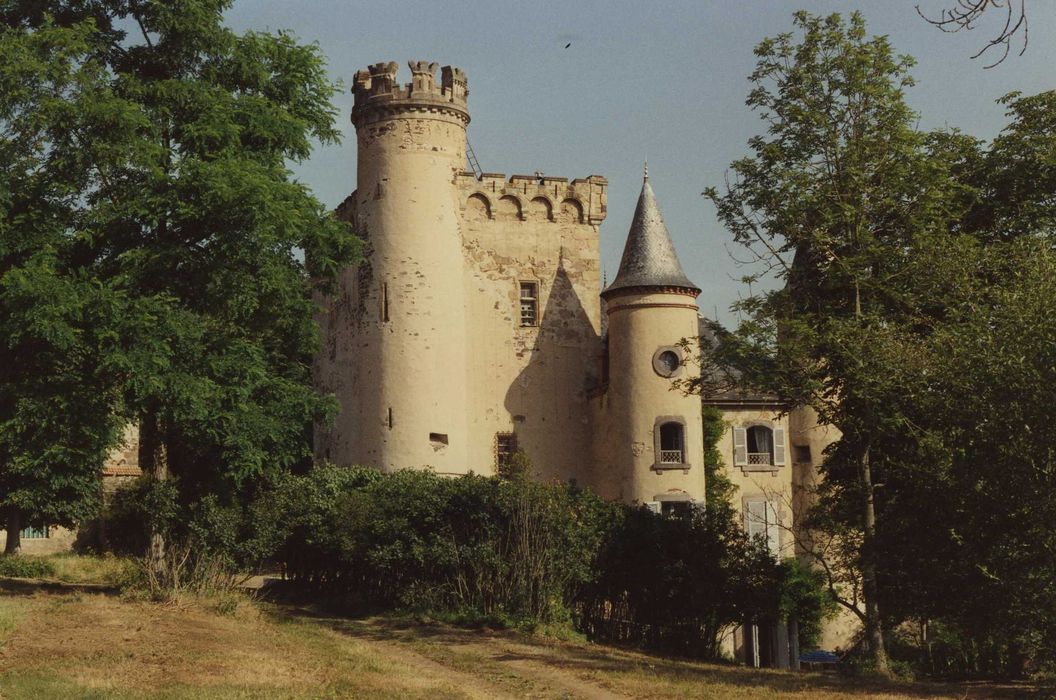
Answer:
[334, 60, 471, 474]
[597, 169, 705, 506]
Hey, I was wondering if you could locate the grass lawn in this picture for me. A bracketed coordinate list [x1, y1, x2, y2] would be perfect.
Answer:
[0, 586, 1047, 699]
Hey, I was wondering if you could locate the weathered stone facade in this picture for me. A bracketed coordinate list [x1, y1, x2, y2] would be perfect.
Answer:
[314, 60, 711, 508]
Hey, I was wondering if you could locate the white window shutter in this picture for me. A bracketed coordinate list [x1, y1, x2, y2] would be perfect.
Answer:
[746, 500, 767, 540]
[766, 501, 781, 557]
[733, 426, 748, 466]
[773, 427, 786, 466]
[646, 501, 660, 514]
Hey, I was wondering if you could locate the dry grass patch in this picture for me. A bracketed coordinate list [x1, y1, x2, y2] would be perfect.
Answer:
[314, 616, 1041, 700]
[44, 553, 137, 586]
[0, 591, 465, 699]
[0, 591, 1047, 700]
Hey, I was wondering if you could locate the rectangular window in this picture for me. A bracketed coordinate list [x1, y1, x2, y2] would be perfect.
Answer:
[496, 432, 517, 470]
[745, 499, 780, 558]
[519, 282, 538, 326]
[19, 526, 49, 539]
[793, 445, 811, 464]
[660, 500, 692, 518]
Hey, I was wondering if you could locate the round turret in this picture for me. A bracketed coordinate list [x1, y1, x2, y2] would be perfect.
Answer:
[325, 61, 472, 474]
[596, 171, 705, 506]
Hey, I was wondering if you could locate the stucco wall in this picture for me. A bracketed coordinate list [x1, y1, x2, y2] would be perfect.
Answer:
[714, 406, 796, 559]
[593, 289, 705, 504]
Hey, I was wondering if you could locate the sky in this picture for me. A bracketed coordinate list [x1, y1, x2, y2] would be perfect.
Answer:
[225, 0, 1056, 326]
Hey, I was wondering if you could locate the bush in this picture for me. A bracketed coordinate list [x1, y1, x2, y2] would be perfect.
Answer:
[264, 464, 615, 625]
[260, 461, 823, 657]
[576, 504, 783, 659]
[0, 554, 56, 579]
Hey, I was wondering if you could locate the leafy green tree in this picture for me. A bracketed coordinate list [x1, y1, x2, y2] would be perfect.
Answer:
[0, 18, 132, 553]
[874, 236, 1056, 676]
[2, 1, 357, 577]
[703, 12, 967, 674]
[964, 91, 1056, 242]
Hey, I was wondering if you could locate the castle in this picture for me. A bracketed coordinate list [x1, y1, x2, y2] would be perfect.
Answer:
[312, 60, 853, 664]
[0, 58, 851, 665]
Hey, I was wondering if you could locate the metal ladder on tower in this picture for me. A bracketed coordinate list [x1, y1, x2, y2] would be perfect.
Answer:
[466, 137, 483, 178]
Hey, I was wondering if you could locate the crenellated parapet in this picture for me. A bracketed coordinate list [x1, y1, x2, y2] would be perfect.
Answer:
[455, 171, 607, 225]
[352, 60, 470, 127]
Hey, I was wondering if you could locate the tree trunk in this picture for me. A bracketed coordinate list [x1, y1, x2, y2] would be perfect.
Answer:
[4, 507, 21, 555]
[859, 444, 891, 676]
[139, 411, 170, 585]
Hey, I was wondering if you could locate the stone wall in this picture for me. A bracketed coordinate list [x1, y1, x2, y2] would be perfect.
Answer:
[456, 172, 606, 483]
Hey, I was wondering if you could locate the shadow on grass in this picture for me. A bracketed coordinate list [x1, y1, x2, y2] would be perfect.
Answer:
[0, 576, 119, 596]
[277, 606, 1048, 699]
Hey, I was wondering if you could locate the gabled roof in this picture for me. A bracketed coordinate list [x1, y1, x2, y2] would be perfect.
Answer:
[602, 170, 699, 298]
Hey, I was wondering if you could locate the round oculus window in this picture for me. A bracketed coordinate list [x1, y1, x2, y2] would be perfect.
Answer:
[658, 351, 680, 373]
[652, 347, 684, 378]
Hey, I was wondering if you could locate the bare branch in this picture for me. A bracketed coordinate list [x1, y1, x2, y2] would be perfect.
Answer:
[916, 1, 1028, 68]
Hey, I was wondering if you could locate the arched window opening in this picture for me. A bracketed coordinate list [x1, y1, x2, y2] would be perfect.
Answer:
[659, 422, 684, 464]
[747, 426, 773, 466]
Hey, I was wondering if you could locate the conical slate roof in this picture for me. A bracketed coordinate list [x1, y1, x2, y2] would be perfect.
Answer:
[602, 170, 699, 298]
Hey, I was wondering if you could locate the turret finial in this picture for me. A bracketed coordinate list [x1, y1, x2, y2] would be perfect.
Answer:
[643, 160, 648, 181]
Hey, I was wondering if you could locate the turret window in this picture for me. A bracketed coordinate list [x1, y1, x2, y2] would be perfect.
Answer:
[653, 416, 691, 471]
[658, 422, 684, 464]
[652, 346, 685, 378]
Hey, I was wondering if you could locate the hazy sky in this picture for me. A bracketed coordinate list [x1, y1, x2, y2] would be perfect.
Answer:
[225, 0, 1055, 325]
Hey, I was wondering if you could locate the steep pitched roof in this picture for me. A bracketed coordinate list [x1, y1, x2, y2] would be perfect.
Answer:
[698, 317, 782, 406]
[602, 170, 699, 298]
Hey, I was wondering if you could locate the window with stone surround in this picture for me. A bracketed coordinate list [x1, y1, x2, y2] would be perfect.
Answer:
[519, 282, 538, 326]
[496, 432, 517, 471]
[733, 424, 786, 470]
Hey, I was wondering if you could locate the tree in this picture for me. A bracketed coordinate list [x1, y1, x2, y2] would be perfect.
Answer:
[916, 1, 1028, 68]
[702, 12, 966, 674]
[2, 1, 357, 579]
[0, 19, 131, 554]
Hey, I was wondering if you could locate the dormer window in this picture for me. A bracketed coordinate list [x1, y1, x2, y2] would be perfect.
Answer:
[733, 424, 786, 471]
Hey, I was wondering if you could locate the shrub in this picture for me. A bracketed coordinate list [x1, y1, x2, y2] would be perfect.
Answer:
[577, 504, 783, 659]
[266, 463, 615, 625]
[0, 555, 56, 579]
[250, 461, 829, 655]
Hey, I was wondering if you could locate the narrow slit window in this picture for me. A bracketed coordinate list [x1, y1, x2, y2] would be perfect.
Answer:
[381, 283, 389, 322]
[519, 282, 538, 327]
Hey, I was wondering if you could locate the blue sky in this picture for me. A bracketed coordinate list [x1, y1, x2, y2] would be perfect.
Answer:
[225, 0, 1055, 325]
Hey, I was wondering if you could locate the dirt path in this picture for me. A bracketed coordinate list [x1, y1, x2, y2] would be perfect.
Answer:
[304, 613, 633, 700]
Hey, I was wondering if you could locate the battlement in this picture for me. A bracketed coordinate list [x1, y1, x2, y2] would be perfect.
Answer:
[352, 60, 469, 126]
[456, 171, 608, 225]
